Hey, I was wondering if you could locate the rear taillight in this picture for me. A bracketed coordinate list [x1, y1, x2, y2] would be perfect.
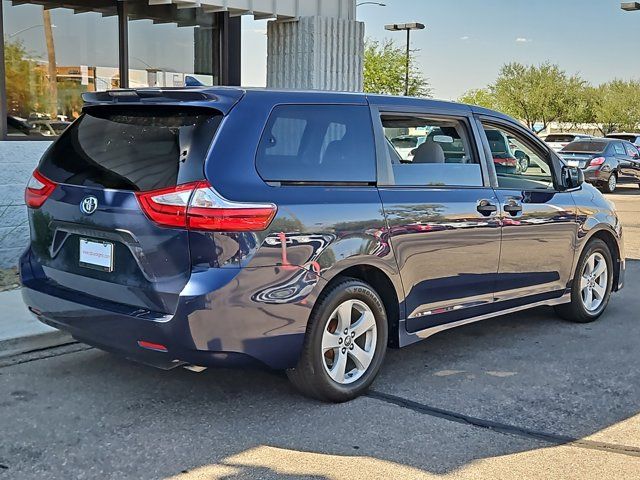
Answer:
[136, 181, 277, 232]
[494, 157, 517, 166]
[25, 170, 57, 209]
[589, 157, 605, 166]
[135, 182, 195, 228]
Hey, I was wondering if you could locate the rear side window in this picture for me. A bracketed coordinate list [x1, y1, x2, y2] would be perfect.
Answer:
[614, 142, 626, 155]
[39, 106, 222, 191]
[256, 105, 376, 183]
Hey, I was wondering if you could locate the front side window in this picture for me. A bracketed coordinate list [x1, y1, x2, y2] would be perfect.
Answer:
[381, 114, 482, 187]
[482, 123, 555, 190]
[256, 105, 376, 183]
[625, 143, 639, 158]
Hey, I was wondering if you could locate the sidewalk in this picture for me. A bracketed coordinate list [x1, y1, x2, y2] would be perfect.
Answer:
[0, 288, 73, 358]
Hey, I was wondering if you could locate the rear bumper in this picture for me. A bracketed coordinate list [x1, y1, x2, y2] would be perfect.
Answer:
[20, 250, 325, 370]
[583, 168, 611, 184]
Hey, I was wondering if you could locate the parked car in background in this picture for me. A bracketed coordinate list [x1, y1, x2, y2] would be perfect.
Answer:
[560, 138, 640, 192]
[606, 132, 640, 148]
[485, 129, 520, 173]
[30, 120, 72, 137]
[543, 133, 592, 152]
[21, 88, 624, 402]
[6, 116, 47, 138]
[390, 134, 427, 161]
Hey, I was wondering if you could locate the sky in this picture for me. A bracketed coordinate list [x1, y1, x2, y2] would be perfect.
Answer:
[241, 0, 640, 100]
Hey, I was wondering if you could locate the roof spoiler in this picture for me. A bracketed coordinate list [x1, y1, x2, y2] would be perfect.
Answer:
[81, 89, 219, 105]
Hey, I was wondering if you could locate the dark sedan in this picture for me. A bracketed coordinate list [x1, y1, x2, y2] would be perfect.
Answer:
[560, 138, 640, 192]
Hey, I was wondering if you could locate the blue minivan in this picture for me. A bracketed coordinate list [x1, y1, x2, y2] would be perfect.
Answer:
[20, 88, 624, 402]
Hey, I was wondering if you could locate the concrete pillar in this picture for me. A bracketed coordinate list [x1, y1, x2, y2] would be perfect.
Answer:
[267, 16, 364, 92]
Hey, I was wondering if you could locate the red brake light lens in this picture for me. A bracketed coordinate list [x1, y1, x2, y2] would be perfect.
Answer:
[136, 181, 277, 232]
[135, 182, 195, 228]
[25, 170, 57, 209]
[589, 157, 605, 166]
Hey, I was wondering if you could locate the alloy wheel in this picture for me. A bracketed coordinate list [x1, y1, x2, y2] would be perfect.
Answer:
[580, 252, 608, 312]
[608, 174, 617, 192]
[321, 299, 377, 384]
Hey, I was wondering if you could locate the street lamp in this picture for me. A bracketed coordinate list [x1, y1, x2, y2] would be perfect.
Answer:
[356, 2, 386, 6]
[621, 2, 640, 11]
[8, 23, 56, 38]
[384, 22, 425, 96]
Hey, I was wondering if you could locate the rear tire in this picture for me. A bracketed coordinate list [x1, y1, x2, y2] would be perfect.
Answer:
[287, 278, 388, 402]
[554, 239, 613, 323]
[603, 173, 617, 193]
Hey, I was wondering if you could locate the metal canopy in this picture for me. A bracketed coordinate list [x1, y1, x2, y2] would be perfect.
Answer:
[10, 0, 355, 21]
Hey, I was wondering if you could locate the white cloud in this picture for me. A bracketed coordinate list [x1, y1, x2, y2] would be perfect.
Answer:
[460, 36, 470, 41]
[516, 37, 532, 43]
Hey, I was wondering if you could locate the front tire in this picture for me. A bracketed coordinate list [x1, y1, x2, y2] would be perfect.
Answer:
[287, 278, 388, 402]
[554, 239, 613, 323]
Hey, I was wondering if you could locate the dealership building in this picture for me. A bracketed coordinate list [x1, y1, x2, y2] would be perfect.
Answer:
[0, 0, 363, 266]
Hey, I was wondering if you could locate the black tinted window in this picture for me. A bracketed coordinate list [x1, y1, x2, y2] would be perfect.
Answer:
[545, 134, 576, 143]
[39, 106, 221, 191]
[562, 140, 607, 153]
[256, 105, 375, 183]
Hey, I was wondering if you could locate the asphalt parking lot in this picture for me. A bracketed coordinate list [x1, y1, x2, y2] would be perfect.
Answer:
[1, 185, 639, 480]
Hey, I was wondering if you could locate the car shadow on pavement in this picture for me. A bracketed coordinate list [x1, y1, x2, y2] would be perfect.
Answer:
[1, 263, 639, 479]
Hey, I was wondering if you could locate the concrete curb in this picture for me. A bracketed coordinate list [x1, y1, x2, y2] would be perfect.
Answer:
[0, 330, 75, 359]
[0, 287, 75, 359]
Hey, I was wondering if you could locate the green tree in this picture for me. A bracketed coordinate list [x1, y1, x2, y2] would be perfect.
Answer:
[592, 80, 640, 135]
[363, 38, 431, 97]
[459, 62, 590, 133]
[458, 88, 497, 109]
[4, 39, 47, 118]
[493, 62, 588, 133]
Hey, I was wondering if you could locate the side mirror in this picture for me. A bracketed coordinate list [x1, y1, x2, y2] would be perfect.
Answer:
[562, 165, 584, 189]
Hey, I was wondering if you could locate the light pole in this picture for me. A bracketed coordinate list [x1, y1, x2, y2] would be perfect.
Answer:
[8, 23, 56, 38]
[621, 2, 640, 11]
[384, 22, 425, 96]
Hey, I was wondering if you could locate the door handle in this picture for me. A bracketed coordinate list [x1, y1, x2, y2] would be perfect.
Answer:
[503, 201, 523, 215]
[477, 200, 498, 216]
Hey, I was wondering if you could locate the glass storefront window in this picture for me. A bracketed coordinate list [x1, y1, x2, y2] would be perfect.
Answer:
[3, 0, 118, 137]
[128, 5, 217, 88]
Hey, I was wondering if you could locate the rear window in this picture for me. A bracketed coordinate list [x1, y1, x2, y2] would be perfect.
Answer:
[607, 134, 636, 141]
[256, 105, 376, 183]
[561, 140, 608, 153]
[545, 134, 577, 143]
[39, 106, 222, 191]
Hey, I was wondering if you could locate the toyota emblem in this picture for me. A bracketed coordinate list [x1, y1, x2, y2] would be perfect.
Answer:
[80, 196, 98, 215]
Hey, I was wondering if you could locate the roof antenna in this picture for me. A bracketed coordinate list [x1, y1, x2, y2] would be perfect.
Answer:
[184, 75, 205, 87]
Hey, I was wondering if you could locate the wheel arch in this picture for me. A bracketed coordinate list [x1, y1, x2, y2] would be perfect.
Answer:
[581, 227, 622, 292]
[318, 263, 403, 348]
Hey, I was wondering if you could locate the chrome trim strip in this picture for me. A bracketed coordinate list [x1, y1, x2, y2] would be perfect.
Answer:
[409, 293, 571, 341]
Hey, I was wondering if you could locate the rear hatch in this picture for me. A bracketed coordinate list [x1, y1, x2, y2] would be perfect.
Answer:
[25, 104, 223, 314]
[559, 140, 609, 169]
